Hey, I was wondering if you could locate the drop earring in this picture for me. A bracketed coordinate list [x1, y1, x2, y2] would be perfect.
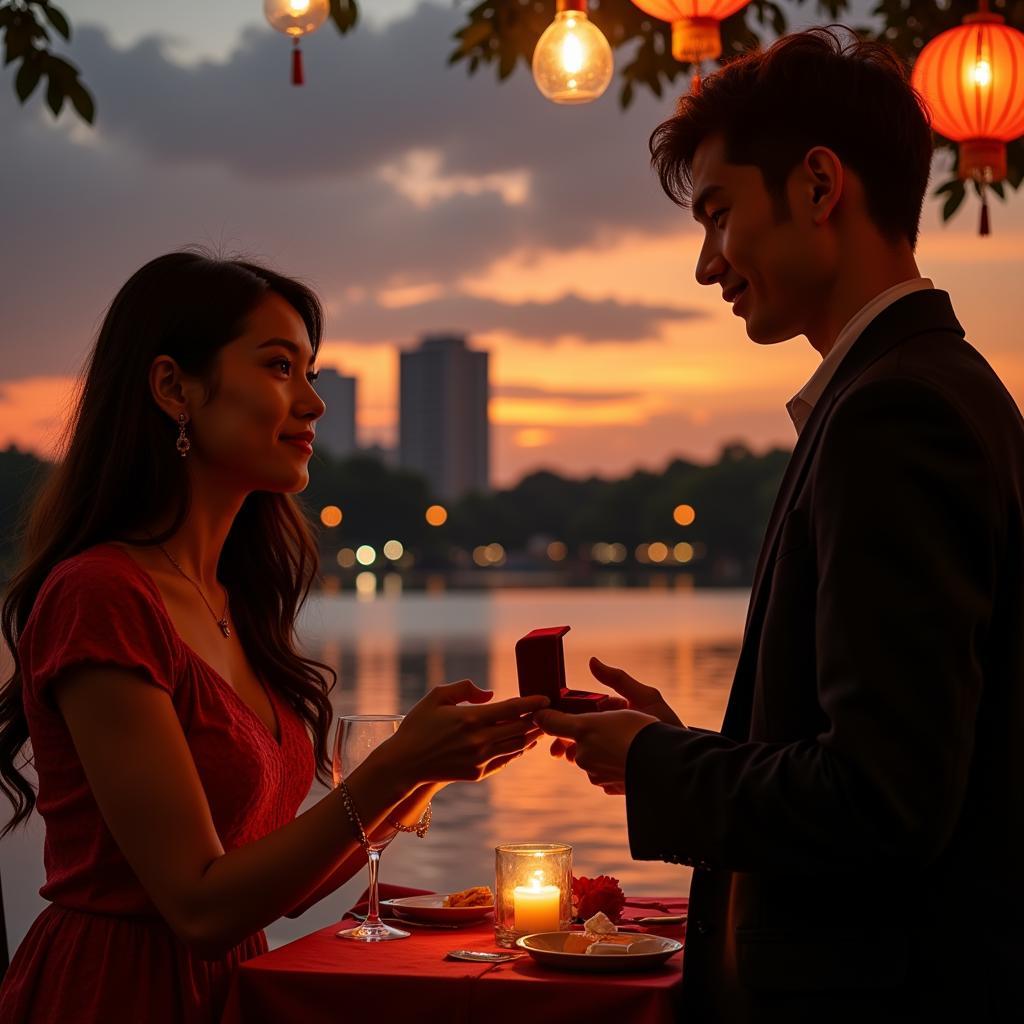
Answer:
[176, 413, 191, 457]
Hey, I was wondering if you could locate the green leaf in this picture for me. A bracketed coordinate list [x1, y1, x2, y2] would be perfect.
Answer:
[67, 78, 94, 124]
[455, 19, 494, 54]
[41, 3, 70, 41]
[45, 70, 64, 116]
[941, 187, 965, 222]
[14, 54, 42, 100]
[5, 23, 32, 64]
[329, 0, 358, 34]
[497, 46, 516, 80]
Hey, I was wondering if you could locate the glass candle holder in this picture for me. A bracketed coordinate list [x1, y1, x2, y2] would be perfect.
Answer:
[494, 843, 572, 947]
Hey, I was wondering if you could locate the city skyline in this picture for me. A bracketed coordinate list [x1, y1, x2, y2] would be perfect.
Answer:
[3, 1, 1022, 486]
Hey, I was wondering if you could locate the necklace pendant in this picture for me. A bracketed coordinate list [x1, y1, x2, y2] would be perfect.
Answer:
[218, 619, 231, 639]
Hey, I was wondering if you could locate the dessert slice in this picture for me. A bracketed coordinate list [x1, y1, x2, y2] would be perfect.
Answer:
[562, 911, 635, 954]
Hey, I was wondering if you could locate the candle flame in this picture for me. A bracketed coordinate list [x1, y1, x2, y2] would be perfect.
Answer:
[972, 60, 992, 88]
[530, 869, 545, 890]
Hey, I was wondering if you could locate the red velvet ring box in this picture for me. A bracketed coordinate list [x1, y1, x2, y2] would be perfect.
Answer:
[515, 626, 616, 713]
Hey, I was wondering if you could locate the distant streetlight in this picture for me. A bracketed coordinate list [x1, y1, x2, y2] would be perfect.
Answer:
[648, 541, 669, 563]
[383, 539, 404, 561]
[674, 542, 694, 563]
[673, 503, 696, 526]
[355, 544, 376, 566]
[547, 541, 568, 562]
[320, 505, 343, 527]
[425, 504, 448, 527]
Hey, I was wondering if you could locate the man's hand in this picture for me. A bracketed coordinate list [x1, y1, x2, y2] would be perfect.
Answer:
[548, 657, 682, 764]
[534, 708, 658, 794]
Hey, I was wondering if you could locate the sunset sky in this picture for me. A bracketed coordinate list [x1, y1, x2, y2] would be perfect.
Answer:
[4, 0, 1023, 485]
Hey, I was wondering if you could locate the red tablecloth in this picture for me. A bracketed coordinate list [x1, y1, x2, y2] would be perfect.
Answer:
[221, 896, 687, 1024]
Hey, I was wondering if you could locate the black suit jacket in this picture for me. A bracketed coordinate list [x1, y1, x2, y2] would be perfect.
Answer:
[625, 290, 1024, 1022]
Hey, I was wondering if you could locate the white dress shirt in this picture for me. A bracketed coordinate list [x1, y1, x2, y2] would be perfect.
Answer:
[785, 277, 935, 435]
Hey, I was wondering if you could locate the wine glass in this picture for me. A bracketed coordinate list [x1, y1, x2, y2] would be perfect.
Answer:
[332, 714, 410, 941]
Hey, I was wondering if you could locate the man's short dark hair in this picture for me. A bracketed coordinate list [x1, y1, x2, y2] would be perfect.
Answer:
[649, 27, 934, 248]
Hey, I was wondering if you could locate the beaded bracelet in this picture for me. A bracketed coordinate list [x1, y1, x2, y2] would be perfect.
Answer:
[337, 780, 370, 853]
[387, 802, 432, 839]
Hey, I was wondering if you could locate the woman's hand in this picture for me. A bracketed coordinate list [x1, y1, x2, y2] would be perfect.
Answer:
[379, 680, 548, 788]
[549, 657, 681, 763]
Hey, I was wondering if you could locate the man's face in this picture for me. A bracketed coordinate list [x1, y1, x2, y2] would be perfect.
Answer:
[690, 134, 831, 345]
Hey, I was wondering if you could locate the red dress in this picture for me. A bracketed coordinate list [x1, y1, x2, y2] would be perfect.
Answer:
[0, 543, 315, 1023]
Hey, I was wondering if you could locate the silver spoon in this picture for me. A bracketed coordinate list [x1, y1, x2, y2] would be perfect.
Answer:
[445, 949, 526, 963]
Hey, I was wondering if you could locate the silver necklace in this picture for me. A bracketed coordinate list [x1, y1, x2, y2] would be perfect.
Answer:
[158, 544, 231, 638]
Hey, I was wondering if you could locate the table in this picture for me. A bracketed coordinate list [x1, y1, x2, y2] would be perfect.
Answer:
[221, 897, 687, 1024]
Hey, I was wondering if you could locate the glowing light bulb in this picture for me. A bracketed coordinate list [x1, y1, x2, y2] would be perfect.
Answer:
[264, 0, 329, 38]
[532, 3, 613, 105]
[972, 59, 992, 87]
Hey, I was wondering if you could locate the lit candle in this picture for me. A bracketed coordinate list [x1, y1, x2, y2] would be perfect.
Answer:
[513, 870, 561, 933]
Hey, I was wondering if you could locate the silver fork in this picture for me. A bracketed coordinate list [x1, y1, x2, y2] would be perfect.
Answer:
[446, 950, 526, 963]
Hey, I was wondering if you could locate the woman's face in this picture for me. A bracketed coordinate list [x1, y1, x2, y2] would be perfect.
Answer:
[189, 292, 326, 494]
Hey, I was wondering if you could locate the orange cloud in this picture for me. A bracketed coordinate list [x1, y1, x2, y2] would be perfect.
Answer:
[514, 428, 554, 448]
[0, 377, 80, 458]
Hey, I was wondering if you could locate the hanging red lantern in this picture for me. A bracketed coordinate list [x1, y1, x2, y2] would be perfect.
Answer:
[911, 0, 1024, 235]
[628, 0, 751, 91]
[264, 0, 330, 86]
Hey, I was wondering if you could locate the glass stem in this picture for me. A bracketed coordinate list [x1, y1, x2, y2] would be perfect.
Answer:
[365, 848, 383, 925]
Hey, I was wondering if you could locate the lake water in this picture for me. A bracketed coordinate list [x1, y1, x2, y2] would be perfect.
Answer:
[0, 588, 748, 953]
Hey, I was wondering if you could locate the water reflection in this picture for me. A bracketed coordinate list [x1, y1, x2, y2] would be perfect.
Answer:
[266, 588, 746, 949]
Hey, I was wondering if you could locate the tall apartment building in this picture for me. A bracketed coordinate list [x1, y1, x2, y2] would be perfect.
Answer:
[313, 367, 357, 458]
[399, 334, 489, 501]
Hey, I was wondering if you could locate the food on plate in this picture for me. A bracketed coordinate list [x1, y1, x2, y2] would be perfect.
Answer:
[583, 911, 617, 935]
[563, 911, 635, 954]
[564, 933, 634, 954]
[443, 886, 494, 909]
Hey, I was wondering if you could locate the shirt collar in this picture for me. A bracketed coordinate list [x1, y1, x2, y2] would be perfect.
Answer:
[785, 277, 935, 435]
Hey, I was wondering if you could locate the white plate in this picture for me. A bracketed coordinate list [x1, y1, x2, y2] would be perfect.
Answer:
[381, 893, 494, 924]
[515, 931, 683, 972]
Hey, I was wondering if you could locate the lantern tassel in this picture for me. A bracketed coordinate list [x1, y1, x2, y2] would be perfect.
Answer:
[979, 182, 991, 236]
[292, 39, 304, 87]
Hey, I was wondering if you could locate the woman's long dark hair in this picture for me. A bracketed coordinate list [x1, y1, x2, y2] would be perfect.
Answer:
[0, 250, 336, 835]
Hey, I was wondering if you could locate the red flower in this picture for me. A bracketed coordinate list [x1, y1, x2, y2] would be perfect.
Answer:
[572, 874, 626, 923]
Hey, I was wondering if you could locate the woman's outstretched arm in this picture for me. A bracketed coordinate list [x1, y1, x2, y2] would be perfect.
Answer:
[55, 670, 544, 957]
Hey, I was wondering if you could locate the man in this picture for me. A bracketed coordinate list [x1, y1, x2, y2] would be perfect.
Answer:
[536, 27, 1024, 1023]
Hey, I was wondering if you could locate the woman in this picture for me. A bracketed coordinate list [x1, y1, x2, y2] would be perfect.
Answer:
[0, 251, 546, 1023]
